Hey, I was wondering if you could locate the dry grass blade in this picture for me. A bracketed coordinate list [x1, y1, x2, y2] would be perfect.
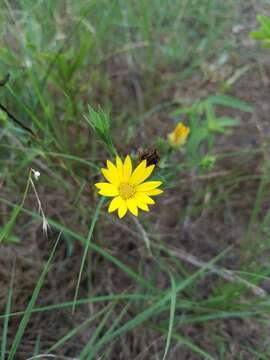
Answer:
[154, 243, 267, 298]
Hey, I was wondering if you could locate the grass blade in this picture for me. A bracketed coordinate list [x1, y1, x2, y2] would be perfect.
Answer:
[150, 323, 215, 360]
[7, 232, 62, 360]
[162, 271, 176, 360]
[47, 304, 111, 353]
[0, 293, 153, 321]
[80, 304, 115, 359]
[1, 261, 15, 360]
[90, 249, 228, 353]
[72, 197, 105, 313]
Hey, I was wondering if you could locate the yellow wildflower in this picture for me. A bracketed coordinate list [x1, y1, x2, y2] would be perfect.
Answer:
[95, 155, 163, 218]
[168, 122, 190, 148]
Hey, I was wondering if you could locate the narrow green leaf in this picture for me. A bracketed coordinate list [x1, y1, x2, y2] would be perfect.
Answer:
[162, 272, 176, 360]
[0, 206, 21, 242]
[1, 262, 15, 360]
[7, 233, 61, 360]
[72, 197, 105, 313]
[91, 249, 228, 353]
[208, 95, 253, 113]
[80, 304, 115, 359]
[150, 323, 215, 360]
[257, 15, 270, 34]
[48, 305, 111, 353]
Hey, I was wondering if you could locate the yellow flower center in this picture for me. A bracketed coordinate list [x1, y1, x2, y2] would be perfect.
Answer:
[119, 183, 135, 199]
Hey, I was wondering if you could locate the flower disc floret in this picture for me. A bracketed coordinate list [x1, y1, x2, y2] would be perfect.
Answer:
[95, 155, 163, 218]
[119, 183, 135, 199]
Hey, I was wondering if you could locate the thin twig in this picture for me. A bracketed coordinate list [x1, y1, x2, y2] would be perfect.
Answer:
[0, 74, 37, 137]
[154, 243, 267, 298]
[0, 102, 36, 138]
[132, 216, 152, 255]
[26, 354, 79, 360]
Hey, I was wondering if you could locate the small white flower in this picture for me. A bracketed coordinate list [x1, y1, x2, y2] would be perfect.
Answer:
[25, 58, 32, 68]
[32, 169, 40, 181]
[42, 217, 50, 236]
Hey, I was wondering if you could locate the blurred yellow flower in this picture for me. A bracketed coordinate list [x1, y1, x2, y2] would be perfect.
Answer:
[168, 122, 190, 148]
[95, 155, 163, 218]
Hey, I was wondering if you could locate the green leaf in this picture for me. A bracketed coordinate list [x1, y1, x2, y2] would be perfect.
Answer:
[250, 15, 270, 47]
[1, 262, 15, 360]
[250, 30, 268, 40]
[72, 197, 105, 313]
[0, 206, 21, 243]
[162, 272, 176, 360]
[208, 95, 253, 113]
[257, 15, 270, 34]
[187, 126, 208, 163]
[218, 117, 240, 127]
[205, 101, 216, 129]
[48, 305, 111, 353]
[86, 106, 117, 156]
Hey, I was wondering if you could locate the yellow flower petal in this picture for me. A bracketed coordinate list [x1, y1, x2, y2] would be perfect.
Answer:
[136, 181, 162, 192]
[123, 155, 132, 182]
[127, 198, 138, 216]
[144, 188, 163, 196]
[135, 200, 149, 212]
[130, 160, 155, 185]
[101, 168, 119, 186]
[106, 160, 120, 182]
[107, 159, 117, 171]
[108, 196, 123, 213]
[134, 192, 155, 205]
[129, 160, 146, 185]
[116, 156, 124, 182]
[118, 201, 128, 218]
[95, 183, 119, 196]
[168, 122, 190, 148]
[137, 164, 155, 184]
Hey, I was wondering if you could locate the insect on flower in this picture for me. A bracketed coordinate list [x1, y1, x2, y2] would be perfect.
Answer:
[138, 148, 160, 167]
[95, 155, 163, 218]
[168, 122, 190, 149]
